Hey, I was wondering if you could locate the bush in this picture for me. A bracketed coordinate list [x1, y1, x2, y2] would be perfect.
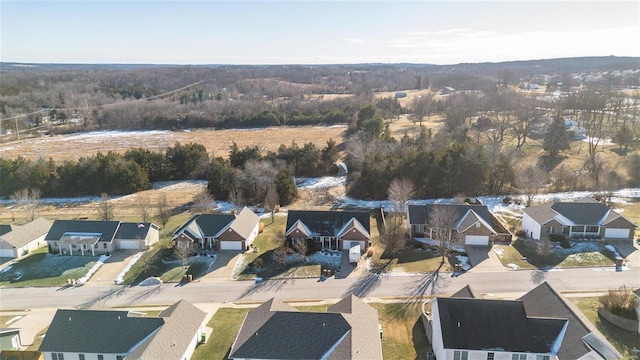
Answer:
[560, 239, 571, 249]
[514, 229, 526, 237]
[549, 234, 565, 242]
[502, 197, 512, 204]
[366, 248, 374, 258]
[599, 286, 638, 320]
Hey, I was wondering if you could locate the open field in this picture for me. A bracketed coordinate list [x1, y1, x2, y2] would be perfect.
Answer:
[0, 125, 347, 162]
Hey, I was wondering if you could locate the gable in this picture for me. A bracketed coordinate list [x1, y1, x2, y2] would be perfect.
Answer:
[0, 217, 51, 248]
[286, 210, 371, 237]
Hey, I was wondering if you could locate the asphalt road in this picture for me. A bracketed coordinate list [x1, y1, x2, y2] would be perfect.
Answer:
[1, 267, 639, 309]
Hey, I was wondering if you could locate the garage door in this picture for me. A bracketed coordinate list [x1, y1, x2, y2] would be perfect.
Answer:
[465, 235, 489, 246]
[119, 240, 141, 250]
[0, 248, 16, 258]
[220, 241, 243, 250]
[604, 228, 630, 239]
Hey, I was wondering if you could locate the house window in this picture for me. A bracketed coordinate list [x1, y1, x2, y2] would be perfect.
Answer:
[535, 356, 550, 360]
[103, 243, 107, 249]
[549, 226, 555, 234]
[454, 350, 469, 360]
[586, 226, 599, 233]
[512, 354, 527, 360]
[116, 356, 125, 360]
[79, 355, 85, 360]
[487, 353, 495, 360]
[52, 354, 64, 360]
[97, 356, 104, 360]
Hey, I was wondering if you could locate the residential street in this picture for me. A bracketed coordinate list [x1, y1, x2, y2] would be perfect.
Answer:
[1, 267, 638, 310]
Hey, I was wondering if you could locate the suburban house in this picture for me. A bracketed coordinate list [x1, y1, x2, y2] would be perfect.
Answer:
[285, 210, 371, 251]
[45, 220, 160, 256]
[0, 217, 51, 258]
[0, 328, 21, 351]
[406, 203, 511, 246]
[521, 198, 636, 241]
[229, 295, 383, 360]
[173, 207, 260, 251]
[39, 300, 207, 360]
[425, 283, 621, 360]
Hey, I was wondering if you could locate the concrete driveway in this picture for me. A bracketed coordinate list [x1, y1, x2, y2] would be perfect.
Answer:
[85, 250, 139, 285]
[200, 251, 242, 282]
[465, 245, 505, 272]
[608, 239, 640, 267]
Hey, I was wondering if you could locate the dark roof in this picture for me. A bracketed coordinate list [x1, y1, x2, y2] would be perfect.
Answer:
[0, 225, 13, 236]
[450, 285, 480, 299]
[230, 312, 351, 359]
[114, 222, 156, 240]
[435, 297, 564, 353]
[286, 210, 370, 237]
[45, 220, 121, 243]
[175, 214, 236, 238]
[551, 201, 609, 225]
[518, 282, 621, 359]
[407, 204, 495, 229]
[39, 309, 164, 354]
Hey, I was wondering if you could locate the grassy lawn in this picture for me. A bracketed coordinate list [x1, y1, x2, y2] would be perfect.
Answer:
[191, 302, 428, 360]
[25, 326, 48, 351]
[0, 315, 20, 327]
[0, 247, 98, 287]
[495, 239, 616, 269]
[571, 297, 640, 358]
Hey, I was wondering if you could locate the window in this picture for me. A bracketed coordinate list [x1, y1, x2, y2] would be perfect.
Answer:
[103, 243, 107, 249]
[487, 353, 495, 360]
[52, 354, 64, 360]
[512, 354, 527, 360]
[454, 350, 469, 360]
[535, 356, 550, 360]
[549, 226, 555, 234]
[97, 356, 104, 360]
[116, 356, 125, 360]
[586, 226, 599, 233]
[79, 355, 85, 360]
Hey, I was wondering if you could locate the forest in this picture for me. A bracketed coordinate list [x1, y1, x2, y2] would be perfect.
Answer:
[1, 57, 639, 204]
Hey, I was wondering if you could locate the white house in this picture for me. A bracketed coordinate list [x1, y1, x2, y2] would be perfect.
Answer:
[0, 217, 51, 258]
[521, 198, 636, 241]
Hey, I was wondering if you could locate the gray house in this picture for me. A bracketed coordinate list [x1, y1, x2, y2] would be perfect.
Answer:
[521, 198, 636, 241]
[0, 217, 51, 258]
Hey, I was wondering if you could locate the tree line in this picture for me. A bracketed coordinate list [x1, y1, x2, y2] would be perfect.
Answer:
[0, 140, 340, 208]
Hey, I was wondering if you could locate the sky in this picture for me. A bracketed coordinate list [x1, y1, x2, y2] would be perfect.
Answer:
[1, 1, 639, 65]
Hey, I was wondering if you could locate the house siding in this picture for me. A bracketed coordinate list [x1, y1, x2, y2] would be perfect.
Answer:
[602, 217, 635, 239]
[521, 212, 542, 240]
[43, 353, 126, 360]
[460, 225, 493, 236]
[540, 219, 564, 240]
[218, 229, 245, 241]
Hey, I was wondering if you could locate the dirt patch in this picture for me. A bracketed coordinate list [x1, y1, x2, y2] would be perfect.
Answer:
[0, 126, 347, 162]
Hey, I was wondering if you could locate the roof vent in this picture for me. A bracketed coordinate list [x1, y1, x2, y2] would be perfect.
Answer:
[457, 322, 461, 328]
[68, 317, 71, 322]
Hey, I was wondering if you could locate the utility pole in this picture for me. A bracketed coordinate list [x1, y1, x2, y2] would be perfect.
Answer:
[14, 117, 20, 140]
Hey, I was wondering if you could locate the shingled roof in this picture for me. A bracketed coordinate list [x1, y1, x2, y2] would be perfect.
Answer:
[0, 217, 51, 249]
[523, 198, 635, 228]
[230, 296, 382, 360]
[435, 297, 567, 353]
[114, 222, 157, 240]
[45, 220, 121, 243]
[518, 282, 622, 359]
[285, 210, 371, 238]
[407, 204, 498, 232]
[39, 309, 164, 354]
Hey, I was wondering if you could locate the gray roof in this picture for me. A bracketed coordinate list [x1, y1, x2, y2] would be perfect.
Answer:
[450, 285, 480, 299]
[230, 312, 350, 359]
[229, 207, 260, 240]
[522, 202, 556, 224]
[39, 309, 164, 354]
[551, 201, 610, 225]
[518, 282, 622, 359]
[407, 204, 498, 231]
[230, 296, 382, 360]
[0, 217, 51, 249]
[435, 297, 566, 353]
[46, 220, 121, 243]
[286, 210, 371, 238]
[114, 222, 157, 240]
[175, 214, 235, 238]
[127, 300, 207, 360]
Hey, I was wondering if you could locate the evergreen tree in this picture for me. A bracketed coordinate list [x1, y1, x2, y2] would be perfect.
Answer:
[543, 115, 570, 158]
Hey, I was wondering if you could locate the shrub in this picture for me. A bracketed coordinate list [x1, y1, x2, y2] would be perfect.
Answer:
[514, 229, 526, 237]
[549, 234, 565, 242]
[502, 197, 512, 204]
[254, 258, 265, 268]
[560, 239, 571, 249]
[366, 248, 374, 258]
[599, 286, 638, 320]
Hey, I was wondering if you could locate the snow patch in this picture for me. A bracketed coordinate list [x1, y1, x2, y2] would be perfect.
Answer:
[456, 255, 471, 271]
[139, 277, 163, 286]
[76, 254, 109, 285]
[296, 176, 346, 189]
[114, 252, 144, 285]
[507, 263, 519, 270]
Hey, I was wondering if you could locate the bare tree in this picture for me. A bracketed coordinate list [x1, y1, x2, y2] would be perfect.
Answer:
[10, 188, 41, 221]
[193, 189, 215, 214]
[97, 193, 113, 221]
[381, 216, 407, 257]
[387, 178, 415, 218]
[137, 199, 152, 223]
[137, 241, 154, 276]
[410, 95, 432, 126]
[272, 230, 288, 267]
[429, 206, 462, 264]
[156, 194, 172, 226]
[536, 238, 554, 262]
[291, 239, 308, 260]
[516, 165, 548, 207]
[264, 183, 279, 224]
[228, 188, 245, 213]
[173, 240, 196, 269]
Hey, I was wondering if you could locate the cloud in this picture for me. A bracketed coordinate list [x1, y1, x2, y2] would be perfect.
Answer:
[342, 38, 367, 44]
